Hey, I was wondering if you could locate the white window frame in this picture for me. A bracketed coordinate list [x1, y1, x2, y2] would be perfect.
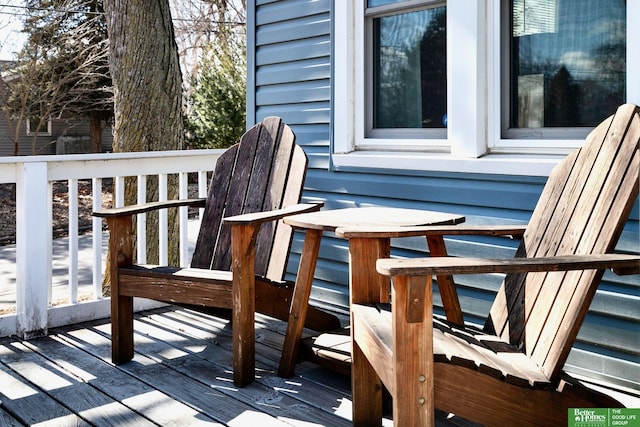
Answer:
[490, 0, 634, 151]
[332, 0, 640, 177]
[364, 1, 448, 143]
[26, 116, 52, 136]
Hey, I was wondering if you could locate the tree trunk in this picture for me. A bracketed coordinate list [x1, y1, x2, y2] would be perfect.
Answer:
[103, 0, 185, 292]
[89, 114, 103, 153]
[104, 0, 184, 154]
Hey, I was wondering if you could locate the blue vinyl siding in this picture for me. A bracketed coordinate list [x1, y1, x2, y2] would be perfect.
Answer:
[248, 0, 639, 390]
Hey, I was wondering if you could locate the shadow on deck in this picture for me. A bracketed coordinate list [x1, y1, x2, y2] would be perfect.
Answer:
[0, 307, 481, 426]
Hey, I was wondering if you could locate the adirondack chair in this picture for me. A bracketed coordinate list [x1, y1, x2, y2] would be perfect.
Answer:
[337, 103, 640, 426]
[94, 116, 340, 387]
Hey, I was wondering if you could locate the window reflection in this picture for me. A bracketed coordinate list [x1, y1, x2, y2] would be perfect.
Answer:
[372, 6, 447, 129]
[510, 0, 626, 129]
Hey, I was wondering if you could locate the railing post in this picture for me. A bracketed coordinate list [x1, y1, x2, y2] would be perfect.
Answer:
[16, 161, 51, 339]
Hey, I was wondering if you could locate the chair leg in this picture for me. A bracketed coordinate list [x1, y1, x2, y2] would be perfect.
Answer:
[392, 275, 435, 427]
[107, 215, 135, 365]
[111, 293, 134, 364]
[232, 301, 255, 387]
[352, 339, 383, 426]
[231, 224, 258, 386]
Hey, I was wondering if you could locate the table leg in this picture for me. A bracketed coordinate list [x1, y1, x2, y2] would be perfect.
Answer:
[278, 228, 323, 378]
[349, 237, 390, 424]
[426, 235, 464, 325]
[348, 237, 391, 305]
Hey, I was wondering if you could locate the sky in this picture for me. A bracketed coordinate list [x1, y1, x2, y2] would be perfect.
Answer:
[0, 1, 27, 61]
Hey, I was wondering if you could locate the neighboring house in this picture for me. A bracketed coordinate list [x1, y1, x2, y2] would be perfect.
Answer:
[245, 0, 639, 389]
[0, 61, 113, 157]
[0, 113, 114, 157]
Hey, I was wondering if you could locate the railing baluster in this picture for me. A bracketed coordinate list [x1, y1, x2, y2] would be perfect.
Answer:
[198, 170, 207, 220]
[47, 181, 53, 307]
[179, 172, 189, 267]
[158, 173, 168, 265]
[137, 175, 147, 264]
[68, 179, 78, 304]
[115, 176, 125, 208]
[92, 177, 103, 299]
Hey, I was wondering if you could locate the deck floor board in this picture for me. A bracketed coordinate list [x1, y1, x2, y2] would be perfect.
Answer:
[0, 307, 478, 426]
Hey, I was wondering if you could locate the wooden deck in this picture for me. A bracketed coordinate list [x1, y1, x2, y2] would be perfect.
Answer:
[0, 306, 479, 426]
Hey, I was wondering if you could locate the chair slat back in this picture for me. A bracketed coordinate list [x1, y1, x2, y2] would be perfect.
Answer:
[484, 104, 640, 381]
[190, 117, 307, 280]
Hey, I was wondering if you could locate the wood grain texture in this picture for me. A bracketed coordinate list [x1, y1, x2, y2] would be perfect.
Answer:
[376, 253, 640, 276]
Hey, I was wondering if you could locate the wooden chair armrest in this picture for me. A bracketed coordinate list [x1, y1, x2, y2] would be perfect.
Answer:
[93, 198, 206, 217]
[336, 224, 526, 239]
[223, 202, 324, 226]
[377, 254, 640, 277]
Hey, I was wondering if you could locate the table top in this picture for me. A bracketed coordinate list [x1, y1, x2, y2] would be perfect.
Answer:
[283, 206, 465, 232]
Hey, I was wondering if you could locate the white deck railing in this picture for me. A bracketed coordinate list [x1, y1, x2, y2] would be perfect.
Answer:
[0, 150, 223, 338]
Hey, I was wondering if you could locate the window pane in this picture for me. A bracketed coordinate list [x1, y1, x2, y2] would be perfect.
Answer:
[368, 0, 403, 7]
[29, 117, 44, 132]
[372, 6, 446, 129]
[510, 0, 625, 129]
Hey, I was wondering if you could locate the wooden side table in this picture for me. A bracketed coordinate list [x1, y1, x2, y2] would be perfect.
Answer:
[278, 207, 465, 377]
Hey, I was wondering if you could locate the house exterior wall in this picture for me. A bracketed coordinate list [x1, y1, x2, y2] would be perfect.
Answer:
[0, 61, 114, 157]
[248, 0, 639, 389]
[0, 115, 113, 157]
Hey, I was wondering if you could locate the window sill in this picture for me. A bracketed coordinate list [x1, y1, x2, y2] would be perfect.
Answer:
[331, 151, 564, 177]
